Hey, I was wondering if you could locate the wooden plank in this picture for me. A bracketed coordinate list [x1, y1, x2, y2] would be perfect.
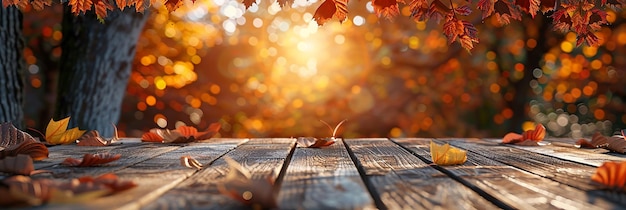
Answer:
[277, 138, 375, 209]
[345, 138, 499, 209]
[393, 138, 621, 209]
[143, 138, 295, 209]
[40, 138, 248, 210]
[33, 138, 145, 169]
[484, 138, 626, 167]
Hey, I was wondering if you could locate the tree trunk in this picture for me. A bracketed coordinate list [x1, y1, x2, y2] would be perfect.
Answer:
[506, 16, 550, 133]
[56, 6, 148, 137]
[0, 3, 25, 127]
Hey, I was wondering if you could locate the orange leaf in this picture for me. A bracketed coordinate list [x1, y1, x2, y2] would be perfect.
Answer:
[141, 132, 164, 143]
[430, 141, 467, 165]
[195, 122, 221, 140]
[176, 126, 198, 138]
[372, 0, 399, 19]
[591, 161, 626, 191]
[0, 123, 49, 161]
[501, 124, 545, 145]
[61, 153, 121, 167]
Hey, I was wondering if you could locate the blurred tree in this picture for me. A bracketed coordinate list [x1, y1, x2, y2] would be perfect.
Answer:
[0, 2, 25, 127]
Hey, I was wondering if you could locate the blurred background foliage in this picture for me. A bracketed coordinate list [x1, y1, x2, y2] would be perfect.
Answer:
[21, 0, 626, 138]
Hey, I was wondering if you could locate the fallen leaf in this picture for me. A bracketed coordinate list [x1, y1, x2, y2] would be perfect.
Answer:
[180, 155, 203, 170]
[501, 124, 546, 145]
[430, 141, 467, 166]
[0, 175, 55, 206]
[61, 153, 121, 167]
[0, 123, 49, 161]
[45, 117, 86, 145]
[195, 122, 222, 140]
[0, 154, 49, 176]
[76, 125, 119, 146]
[577, 132, 626, 153]
[141, 123, 221, 143]
[296, 137, 336, 148]
[0, 173, 136, 207]
[591, 161, 626, 191]
[217, 157, 277, 208]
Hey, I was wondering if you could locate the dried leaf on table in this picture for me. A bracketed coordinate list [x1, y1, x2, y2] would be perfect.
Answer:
[76, 125, 120, 146]
[61, 153, 121, 167]
[0, 173, 136, 206]
[591, 161, 626, 191]
[577, 132, 626, 153]
[141, 123, 221, 143]
[296, 137, 336, 148]
[0, 175, 56, 206]
[0, 154, 49, 176]
[296, 119, 345, 148]
[194, 122, 222, 140]
[430, 141, 467, 166]
[501, 124, 546, 146]
[0, 123, 48, 161]
[180, 155, 203, 170]
[217, 157, 277, 209]
[44, 117, 86, 145]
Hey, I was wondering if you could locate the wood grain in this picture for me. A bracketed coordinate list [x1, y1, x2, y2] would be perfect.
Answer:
[393, 138, 620, 209]
[345, 138, 498, 210]
[278, 138, 375, 209]
[40, 138, 248, 210]
[484, 138, 626, 167]
[142, 138, 295, 210]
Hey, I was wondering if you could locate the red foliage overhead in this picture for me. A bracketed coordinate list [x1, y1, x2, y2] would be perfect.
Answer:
[3, 0, 624, 50]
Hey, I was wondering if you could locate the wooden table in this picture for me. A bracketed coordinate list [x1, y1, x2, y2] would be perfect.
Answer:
[19, 138, 626, 209]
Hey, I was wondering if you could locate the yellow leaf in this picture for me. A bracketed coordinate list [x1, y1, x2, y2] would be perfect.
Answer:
[45, 117, 70, 144]
[430, 141, 467, 166]
[58, 128, 87, 145]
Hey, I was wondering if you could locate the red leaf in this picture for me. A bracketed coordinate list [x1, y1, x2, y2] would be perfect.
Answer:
[428, 0, 450, 22]
[454, 5, 472, 16]
[373, 0, 400, 19]
[477, 0, 494, 19]
[514, 0, 539, 18]
[540, 0, 556, 12]
[409, 0, 429, 21]
[589, 9, 608, 31]
[242, 0, 256, 9]
[276, 0, 293, 8]
[493, 0, 522, 25]
[602, 0, 626, 10]
[61, 153, 121, 167]
[552, 9, 573, 32]
[502, 133, 524, 144]
[313, 0, 338, 25]
[164, 0, 184, 11]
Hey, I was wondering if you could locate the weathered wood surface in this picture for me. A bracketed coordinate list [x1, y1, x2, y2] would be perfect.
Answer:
[143, 138, 295, 210]
[278, 138, 375, 210]
[345, 138, 499, 209]
[5, 137, 626, 210]
[392, 138, 621, 209]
